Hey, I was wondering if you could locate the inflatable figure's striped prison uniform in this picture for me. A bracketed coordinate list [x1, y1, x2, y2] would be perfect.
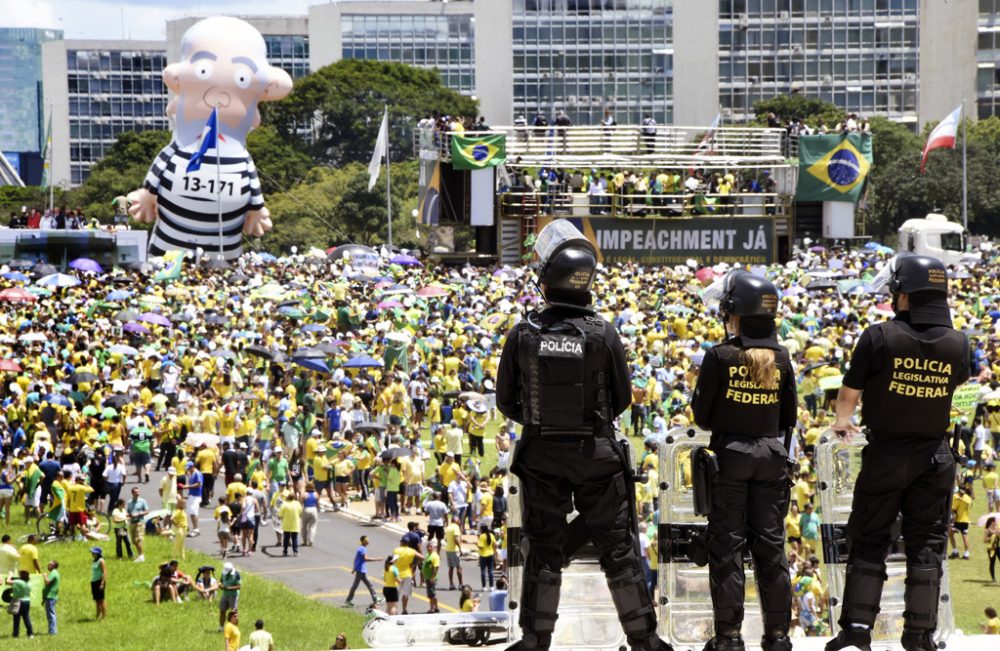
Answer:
[142, 140, 263, 261]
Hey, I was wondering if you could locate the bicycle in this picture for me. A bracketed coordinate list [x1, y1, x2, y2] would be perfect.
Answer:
[26, 507, 112, 544]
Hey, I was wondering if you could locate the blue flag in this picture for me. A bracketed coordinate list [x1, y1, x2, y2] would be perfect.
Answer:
[186, 107, 222, 173]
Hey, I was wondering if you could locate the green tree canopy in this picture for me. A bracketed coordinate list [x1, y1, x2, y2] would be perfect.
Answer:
[753, 94, 844, 128]
[265, 59, 478, 167]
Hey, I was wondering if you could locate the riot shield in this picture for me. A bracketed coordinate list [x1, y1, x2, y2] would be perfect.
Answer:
[657, 426, 764, 646]
[815, 431, 955, 645]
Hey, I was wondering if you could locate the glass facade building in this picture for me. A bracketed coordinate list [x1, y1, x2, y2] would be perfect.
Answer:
[977, 0, 1000, 119]
[65, 46, 169, 185]
[340, 13, 475, 94]
[718, 0, 920, 122]
[0, 28, 62, 154]
[264, 34, 311, 79]
[511, 0, 673, 125]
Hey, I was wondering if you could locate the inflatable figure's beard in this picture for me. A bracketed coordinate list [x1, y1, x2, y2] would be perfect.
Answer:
[169, 95, 259, 148]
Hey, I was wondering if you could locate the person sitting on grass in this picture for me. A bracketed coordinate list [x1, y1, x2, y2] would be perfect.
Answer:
[153, 562, 180, 605]
[194, 565, 220, 601]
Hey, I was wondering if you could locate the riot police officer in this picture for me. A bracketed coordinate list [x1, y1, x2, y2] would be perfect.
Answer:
[691, 270, 798, 651]
[827, 254, 969, 651]
[497, 220, 672, 651]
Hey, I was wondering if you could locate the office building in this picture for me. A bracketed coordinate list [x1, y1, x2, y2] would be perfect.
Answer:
[977, 1, 1000, 119]
[309, 1, 476, 95]
[0, 27, 62, 157]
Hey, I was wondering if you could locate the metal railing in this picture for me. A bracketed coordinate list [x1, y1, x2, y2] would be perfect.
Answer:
[416, 125, 795, 168]
[498, 190, 791, 221]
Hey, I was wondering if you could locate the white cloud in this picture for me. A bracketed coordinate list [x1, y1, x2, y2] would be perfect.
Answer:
[0, 0, 315, 40]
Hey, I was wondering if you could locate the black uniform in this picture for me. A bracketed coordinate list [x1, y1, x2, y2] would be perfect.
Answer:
[497, 305, 661, 650]
[836, 314, 969, 635]
[691, 335, 798, 637]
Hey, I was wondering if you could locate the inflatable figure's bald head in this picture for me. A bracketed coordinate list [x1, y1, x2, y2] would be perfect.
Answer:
[164, 16, 293, 147]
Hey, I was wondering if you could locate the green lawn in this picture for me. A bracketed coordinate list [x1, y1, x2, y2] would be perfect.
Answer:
[944, 489, 1000, 635]
[0, 521, 365, 650]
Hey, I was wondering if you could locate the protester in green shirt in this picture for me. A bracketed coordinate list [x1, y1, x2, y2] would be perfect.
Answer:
[7, 569, 33, 638]
[90, 547, 107, 621]
[43, 560, 60, 635]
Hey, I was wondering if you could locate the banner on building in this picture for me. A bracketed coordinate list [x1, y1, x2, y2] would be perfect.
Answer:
[796, 133, 872, 203]
[470, 167, 494, 226]
[536, 216, 775, 265]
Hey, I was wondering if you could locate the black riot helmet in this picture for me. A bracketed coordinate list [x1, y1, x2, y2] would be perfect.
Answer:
[718, 269, 779, 318]
[534, 220, 598, 307]
[886, 254, 948, 295]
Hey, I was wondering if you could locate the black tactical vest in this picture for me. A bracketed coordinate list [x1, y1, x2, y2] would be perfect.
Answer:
[706, 340, 792, 438]
[860, 321, 967, 437]
[517, 312, 611, 435]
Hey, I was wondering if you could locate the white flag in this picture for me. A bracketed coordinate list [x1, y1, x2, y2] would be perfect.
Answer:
[368, 107, 389, 191]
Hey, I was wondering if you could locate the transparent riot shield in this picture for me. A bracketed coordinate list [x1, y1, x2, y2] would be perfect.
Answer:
[657, 426, 764, 646]
[815, 431, 955, 645]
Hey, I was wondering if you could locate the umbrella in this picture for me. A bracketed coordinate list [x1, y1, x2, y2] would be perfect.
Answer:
[278, 300, 301, 308]
[344, 355, 383, 369]
[6, 259, 33, 269]
[211, 349, 237, 360]
[380, 447, 412, 461]
[171, 312, 194, 323]
[139, 295, 166, 305]
[245, 345, 274, 360]
[292, 347, 327, 359]
[976, 512, 1000, 527]
[378, 300, 402, 309]
[69, 258, 103, 274]
[205, 315, 229, 326]
[278, 306, 305, 319]
[818, 375, 844, 391]
[292, 357, 329, 374]
[390, 254, 421, 266]
[43, 393, 72, 407]
[105, 289, 131, 301]
[101, 406, 118, 419]
[300, 324, 328, 333]
[81, 405, 98, 417]
[459, 391, 486, 402]
[809, 245, 827, 253]
[232, 330, 261, 340]
[103, 395, 132, 408]
[0, 287, 37, 302]
[694, 267, 719, 283]
[353, 422, 387, 433]
[114, 309, 140, 322]
[123, 322, 151, 335]
[31, 263, 57, 277]
[69, 372, 99, 384]
[19, 333, 47, 343]
[1, 272, 29, 282]
[36, 273, 81, 287]
[316, 341, 348, 355]
[139, 312, 171, 327]
[257, 252, 277, 263]
[0, 360, 22, 372]
[806, 279, 838, 291]
[108, 344, 139, 356]
[229, 392, 260, 402]
[415, 286, 447, 298]
[329, 243, 378, 259]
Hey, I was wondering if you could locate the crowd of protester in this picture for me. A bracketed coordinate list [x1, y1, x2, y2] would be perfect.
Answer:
[6, 207, 93, 230]
[0, 242, 998, 642]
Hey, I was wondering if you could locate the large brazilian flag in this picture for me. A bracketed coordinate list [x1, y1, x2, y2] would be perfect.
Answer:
[796, 133, 873, 203]
[451, 134, 506, 170]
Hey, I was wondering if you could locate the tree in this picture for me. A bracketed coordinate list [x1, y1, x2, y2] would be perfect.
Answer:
[752, 94, 843, 127]
[265, 59, 478, 167]
[246, 125, 312, 196]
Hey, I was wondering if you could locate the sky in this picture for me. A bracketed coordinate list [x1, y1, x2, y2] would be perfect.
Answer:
[0, 0, 325, 40]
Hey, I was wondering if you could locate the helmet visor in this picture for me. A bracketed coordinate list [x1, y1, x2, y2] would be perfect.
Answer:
[534, 220, 593, 267]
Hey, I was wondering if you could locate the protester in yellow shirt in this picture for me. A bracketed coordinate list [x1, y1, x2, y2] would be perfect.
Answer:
[224, 610, 241, 651]
[949, 486, 974, 560]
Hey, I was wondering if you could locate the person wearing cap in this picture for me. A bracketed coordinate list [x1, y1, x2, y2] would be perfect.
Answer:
[219, 562, 242, 630]
[827, 255, 970, 651]
[467, 400, 489, 459]
[497, 220, 671, 651]
[690, 269, 798, 651]
[126, 486, 149, 562]
[90, 546, 107, 621]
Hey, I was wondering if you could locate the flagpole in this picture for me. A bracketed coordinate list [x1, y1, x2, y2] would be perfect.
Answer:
[216, 105, 224, 261]
[385, 106, 393, 250]
[48, 103, 53, 214]
[961, 99, 968, 231]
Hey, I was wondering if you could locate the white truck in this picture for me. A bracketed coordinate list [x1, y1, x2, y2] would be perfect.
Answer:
[897, 213, 980, 266]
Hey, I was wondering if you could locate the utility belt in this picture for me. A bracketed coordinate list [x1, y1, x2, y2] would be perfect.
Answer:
[521, 424, 615, 439]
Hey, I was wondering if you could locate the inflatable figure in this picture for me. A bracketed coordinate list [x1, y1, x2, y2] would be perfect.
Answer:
[128, 16, 292, 260]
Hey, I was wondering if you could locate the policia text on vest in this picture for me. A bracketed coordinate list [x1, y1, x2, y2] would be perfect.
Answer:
[886, 357, 953, 398]
[724, 365, 781, 405]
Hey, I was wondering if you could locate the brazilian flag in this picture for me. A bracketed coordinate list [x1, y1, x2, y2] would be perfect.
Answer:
[451, 134, 506, 170]
[796, 134, 873, 203]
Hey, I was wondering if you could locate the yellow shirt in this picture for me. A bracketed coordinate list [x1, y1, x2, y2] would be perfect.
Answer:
[305, 436, 320, 462]
[173, 508, 188, 530]
[224, 621, 241, 650]
[445, 523, 462, 553]
[952, 493, 973, 524]
[312, 456, 331, 482]
[65, 483, 94, 513]
[279, 500, 303, 533]
[195, 448, 217, 474]
[226, 482, 247, 503]
[384, 565, 400, 588]
[785, 512, 801, 538]
[462, 599, 475, 612]
[984, 616, 1000, 634]
[478, 533, 495, 557]
[983, 471, 999, 491]
[393, 546, 416, 579]
[18, 543, 39, 574]
[480, 492, 494, 518]
[439, 461, 460, 487]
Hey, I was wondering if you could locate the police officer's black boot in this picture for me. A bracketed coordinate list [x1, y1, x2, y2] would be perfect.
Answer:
[760, 630, 793, 651]
[823, 626, 871, 651]
[702, 630, 745, 651]
[506, 569, 561, 651]
[627, 633, 674, 651]
[900, 563, 942, 651]
[825, 557, 885, 651]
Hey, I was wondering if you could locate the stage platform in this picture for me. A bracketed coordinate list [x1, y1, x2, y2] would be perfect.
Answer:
[0, 227, 148, 265]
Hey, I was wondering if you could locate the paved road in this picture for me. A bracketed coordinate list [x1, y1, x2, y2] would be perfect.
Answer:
[130, 467, 476, 614]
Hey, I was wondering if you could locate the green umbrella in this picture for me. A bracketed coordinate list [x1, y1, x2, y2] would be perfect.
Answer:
[82, 405, 98, 416]
[102, 406, 118, 419]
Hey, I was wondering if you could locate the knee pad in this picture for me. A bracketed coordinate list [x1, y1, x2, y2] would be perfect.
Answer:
[519, 568, 561, 635]
[607, 567, 656, 638]
[903, 564, 941, 632]
[840, 558, 888, 628]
